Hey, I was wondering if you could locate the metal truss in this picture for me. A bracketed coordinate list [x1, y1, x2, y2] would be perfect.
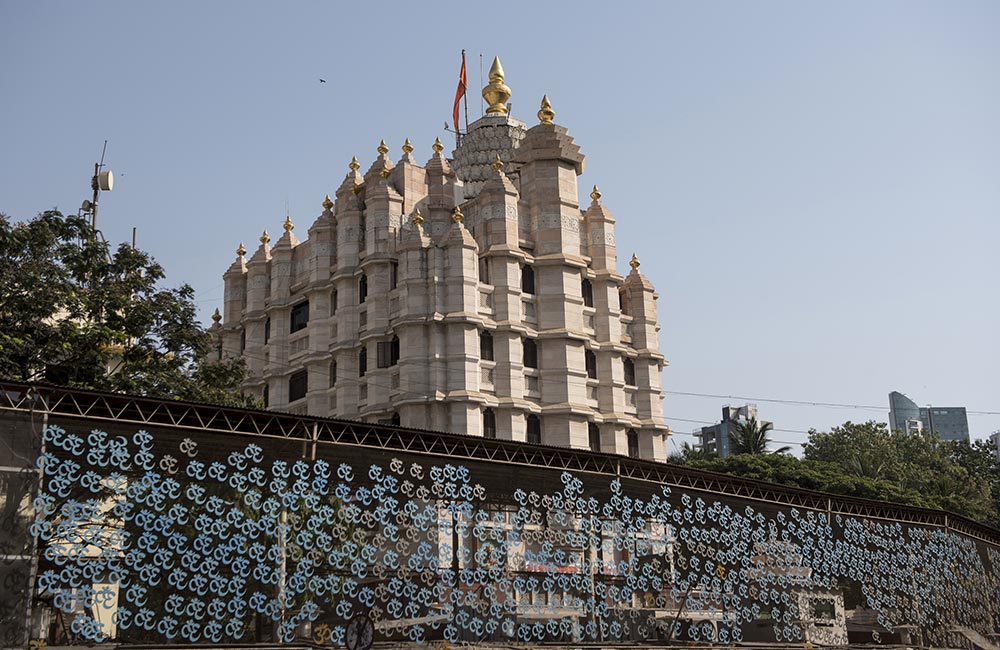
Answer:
[2, 379, 998, 546]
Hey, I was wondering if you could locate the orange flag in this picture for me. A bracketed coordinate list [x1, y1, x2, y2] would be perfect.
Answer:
[453, 51, 467, 134]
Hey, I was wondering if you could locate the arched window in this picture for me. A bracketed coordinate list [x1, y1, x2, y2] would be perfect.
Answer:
[331, 289, 338, 314]
[483, 408, 497, 439]
[526, 415, 541, 445]
[262, 384, 269, 408]
[522, 338, 538, 369]
[589, 423, 601, 453]
[480, 330, 494, 361]
[521, 264, 535, 294]
[359, 347, 367, 377]
[264, 317, 271, 343]
[390, 262, 398, 289]
[623, 358, 636, 386]
[329, 361, 337, 388]
[585, 350, 597, 379]
[627, 429, 639, 458]
[359, 274, 368, 303]
[582, 278, 594, 308]
[240, 329, 246, 352]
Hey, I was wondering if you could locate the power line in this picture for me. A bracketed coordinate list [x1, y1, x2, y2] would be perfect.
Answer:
[664, 390, 1000, 417]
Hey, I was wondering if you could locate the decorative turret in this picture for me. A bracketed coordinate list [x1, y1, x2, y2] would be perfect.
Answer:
[452, 56, 526, 200]
[583, 184, 617, 272]
[391, 137, 427, 215]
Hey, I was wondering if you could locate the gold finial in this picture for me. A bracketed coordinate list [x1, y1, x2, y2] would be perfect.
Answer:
[482, 56, 511, 115]
[451, 205, 465, 224]
[491, 153, 504, 172]
[377, 139, 389, 156]
[212, 308, 222, 324]
[538, 95, 555, 125]
[236, 242, 246, 257]
[322, 194, 334, 210]
[260, 229, 271, 245]
[590, 185, 602, 201]
[283, 215, 294, 232]
[379, 164, 391, 179]
[349, 156, 361, 172]
[432, 137, 444, 154]
[412, 209, 424, 227]
[402, 138, 413, 154]
[630, 253, 640, 270]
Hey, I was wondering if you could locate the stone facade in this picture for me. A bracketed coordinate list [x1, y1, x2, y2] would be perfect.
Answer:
[216, 98, 670, 461]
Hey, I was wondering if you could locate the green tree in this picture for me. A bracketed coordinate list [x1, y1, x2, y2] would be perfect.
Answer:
[728, 417, 791, 455]
[0, 210, 253, 407]
[669, 441, 718, 464]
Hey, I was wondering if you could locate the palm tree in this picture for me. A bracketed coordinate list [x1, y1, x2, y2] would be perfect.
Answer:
[728, 417, 791, 455]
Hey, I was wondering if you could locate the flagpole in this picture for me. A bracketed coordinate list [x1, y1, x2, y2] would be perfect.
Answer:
[463, 49, 469, 134]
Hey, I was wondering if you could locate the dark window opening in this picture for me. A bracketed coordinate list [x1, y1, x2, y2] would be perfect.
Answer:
[262, 384, 269, 407]
[360, 214, 367, 248]
[331, 290, 338, 314]
[390, 262, 398, 289]
[377, 336, 400, 368]
[624, 358, 636, 386]
[619, 289, 627, 314]
[264, 317, 271, 344]
[390, 412, 401, 427]
[582, 278, 594, 307]
[521, 264, 535, 294]
[627, 429, 639, 458]
[329, 361, 337, 388]
[289, 370, 308, 402]
[479, 257, 490, 284]
[589, 423, 601, 453]
[290, 301, 310, 333]
[483, 408, 497, 439]
[585, 350, 597, 379]
[240, 329, 246, 352]
[359, 347, 367, 377]
[359, 274, 368, 303]
[522, 338, 538, 369]
[480, 330, 494, 361]
[526, 415, 542, 445]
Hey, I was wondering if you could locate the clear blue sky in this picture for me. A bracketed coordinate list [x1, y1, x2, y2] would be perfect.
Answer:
[3, 1, 998, 447]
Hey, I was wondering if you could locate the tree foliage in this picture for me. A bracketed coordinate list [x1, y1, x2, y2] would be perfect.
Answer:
[728, 417, 791, 455]
[0, 210, 252, 407]
[675, 419, 1000, 529]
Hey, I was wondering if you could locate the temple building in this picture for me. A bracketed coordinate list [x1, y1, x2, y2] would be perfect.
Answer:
[214, 58, 670, 461]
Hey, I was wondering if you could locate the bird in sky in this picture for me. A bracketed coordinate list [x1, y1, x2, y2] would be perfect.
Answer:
[319, 78, 326, 83]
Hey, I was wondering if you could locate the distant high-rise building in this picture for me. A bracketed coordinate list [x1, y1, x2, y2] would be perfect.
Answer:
[888, 391, 970, 443]
[989, 431, 1000, 462]
[696, 404, 771, 458]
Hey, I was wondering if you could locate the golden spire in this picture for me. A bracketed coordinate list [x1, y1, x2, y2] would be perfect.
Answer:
[491, 153, 504, 172]
[538, 95, 555, 125]
[260, 229, 271, 245]
[412, 208, 424, 227]
[349, 156, 361, 172]
[212, 308, 222, 324]
[630, 253, 640, 270]
[451, 205, 465, 224]
[432, 137, 444, 154]
[402, 138, 414, 154]
[482, 56, 511, 115]
[236, 242, 246, 257]
[379, 164, 391, 179]
[590, 185, 602, 201]
[377, 139, 389, 156]
[322, 194, 334, 210]
[283, 215, 294, 232]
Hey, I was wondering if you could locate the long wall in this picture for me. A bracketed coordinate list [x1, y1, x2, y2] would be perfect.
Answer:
[3, 383, 999, 647]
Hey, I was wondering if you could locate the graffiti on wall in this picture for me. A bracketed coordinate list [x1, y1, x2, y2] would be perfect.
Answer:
[27, 424, 1000, 645]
